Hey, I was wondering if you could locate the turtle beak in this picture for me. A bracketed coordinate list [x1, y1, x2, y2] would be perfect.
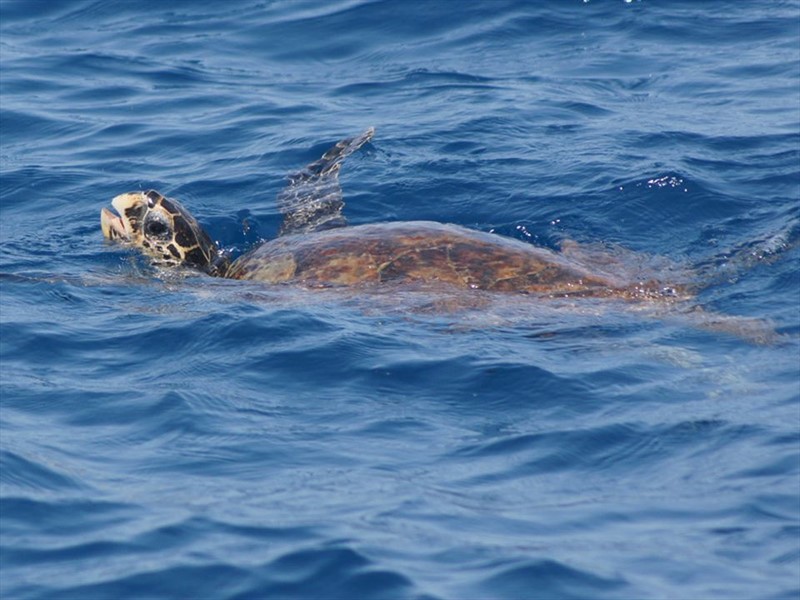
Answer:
[100, 208, 128, 240]
[101, 207, 127, 241]
[100, 192, 141, 241]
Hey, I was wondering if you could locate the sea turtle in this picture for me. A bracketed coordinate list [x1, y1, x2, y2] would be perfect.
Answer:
[100, 128, 689, 303]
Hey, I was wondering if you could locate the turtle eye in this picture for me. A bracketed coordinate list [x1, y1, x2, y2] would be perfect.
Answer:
[144, 217, 170, 239]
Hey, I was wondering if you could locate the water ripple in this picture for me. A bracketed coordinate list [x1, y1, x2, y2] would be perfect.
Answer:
[2, 1, 799, 599]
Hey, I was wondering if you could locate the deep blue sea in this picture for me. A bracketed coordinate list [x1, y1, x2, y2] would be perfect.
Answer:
[1, 1, 799, 599]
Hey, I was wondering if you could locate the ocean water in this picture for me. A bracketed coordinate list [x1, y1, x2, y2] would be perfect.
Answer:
[1, 1, 799, 598]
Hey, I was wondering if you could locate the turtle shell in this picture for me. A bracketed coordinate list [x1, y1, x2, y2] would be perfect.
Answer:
[225, 221, 682, 300]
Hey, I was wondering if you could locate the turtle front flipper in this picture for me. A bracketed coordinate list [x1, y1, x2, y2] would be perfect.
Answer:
[277, 127, 374, 236]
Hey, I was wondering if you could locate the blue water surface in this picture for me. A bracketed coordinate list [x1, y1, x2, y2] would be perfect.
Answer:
[1, 1, 799, 599]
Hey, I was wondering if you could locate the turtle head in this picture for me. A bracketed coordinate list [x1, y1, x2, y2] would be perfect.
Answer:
[101, 190, 229, 276]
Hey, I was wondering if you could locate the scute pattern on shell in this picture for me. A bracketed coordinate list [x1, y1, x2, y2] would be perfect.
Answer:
[226, 221, 687, 301]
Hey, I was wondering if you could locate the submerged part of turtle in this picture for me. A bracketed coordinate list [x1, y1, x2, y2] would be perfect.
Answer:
[101, 128, 692, 302]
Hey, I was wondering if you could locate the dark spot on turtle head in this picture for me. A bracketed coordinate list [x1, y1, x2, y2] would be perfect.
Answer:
[174, 220, 198, 247]
[124, 204, 146, 231]
[160, 198, 184, 217]
[142, 241, 150, 249]
[125, 205, 145, 221]
[166, 244, 181, 259]
[184, 246, 210, 269]
[145, 190, 162, 208]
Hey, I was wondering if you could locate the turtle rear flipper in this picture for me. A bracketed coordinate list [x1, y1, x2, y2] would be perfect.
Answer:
[277, 127, 374, 236]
